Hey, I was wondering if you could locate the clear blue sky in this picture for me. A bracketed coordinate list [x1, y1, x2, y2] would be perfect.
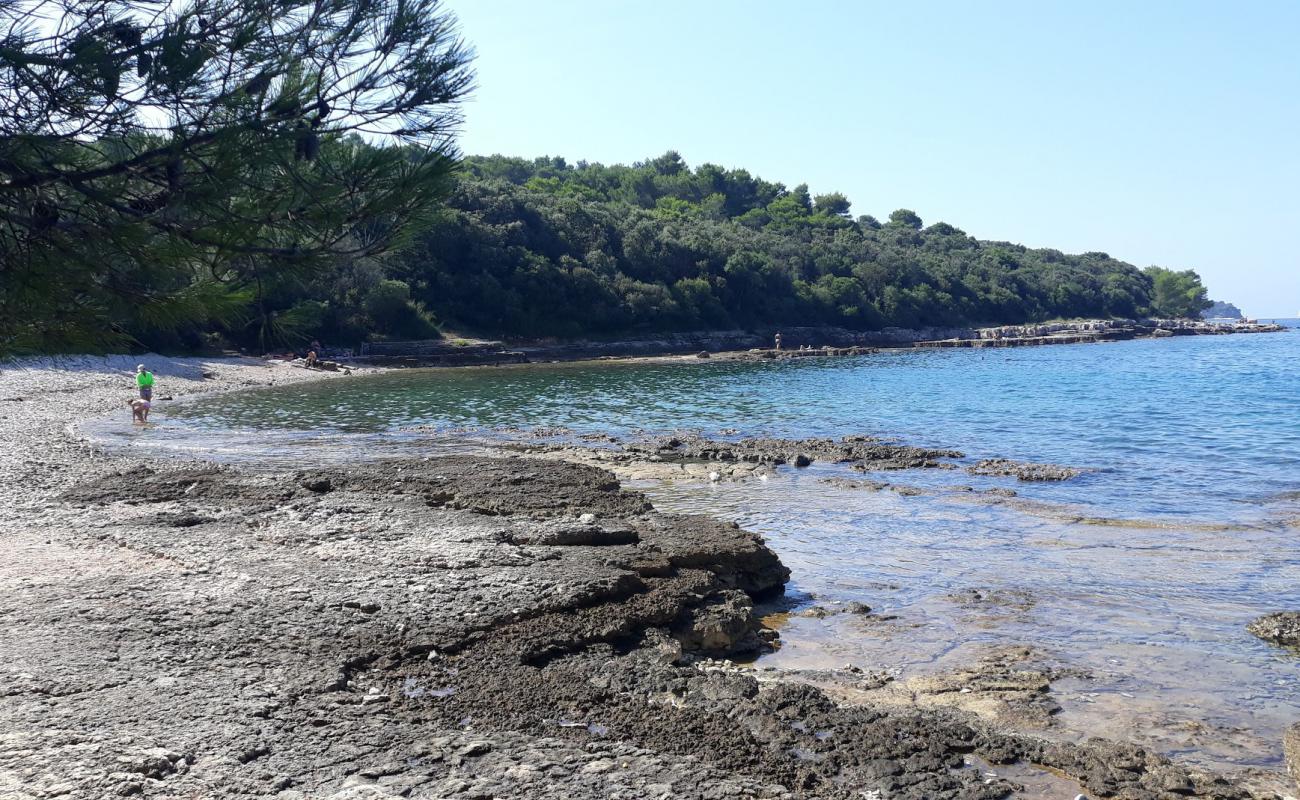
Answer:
[445, 0, 1299, 318]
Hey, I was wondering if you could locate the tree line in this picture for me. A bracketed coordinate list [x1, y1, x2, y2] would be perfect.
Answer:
[382, 153, 1211, 341]
[0, 1, 1212, 354]
[129, 150, 1211, 350]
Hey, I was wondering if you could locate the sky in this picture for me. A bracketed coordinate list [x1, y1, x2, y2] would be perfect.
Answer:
[442, 0, 1300, 318]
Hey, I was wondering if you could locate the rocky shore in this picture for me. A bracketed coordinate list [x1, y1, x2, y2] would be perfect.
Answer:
[354, 318, 1287, 367]
[0, 356, 1292, 799]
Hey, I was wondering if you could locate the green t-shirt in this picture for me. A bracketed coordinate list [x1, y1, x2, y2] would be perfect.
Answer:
[137, 371, 154, 388]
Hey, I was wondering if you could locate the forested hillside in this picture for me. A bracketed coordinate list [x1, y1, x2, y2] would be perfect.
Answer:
[6, 133, 1214, 352]
[383, 153, 1206, 340]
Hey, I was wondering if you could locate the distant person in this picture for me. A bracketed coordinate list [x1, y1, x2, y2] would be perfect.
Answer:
[128, 398, 150, 423]
[135, 364, 154, 401]
[774, 331, 783, 351]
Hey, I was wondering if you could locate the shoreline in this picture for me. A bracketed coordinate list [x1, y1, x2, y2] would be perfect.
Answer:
[1, 355, 1294, 798]
[354, 318, 1289, 368]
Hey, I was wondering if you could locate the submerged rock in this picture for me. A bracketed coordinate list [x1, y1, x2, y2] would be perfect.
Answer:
[795, 601, 872, 619]
[967, 458, 1080, 481]
[947, 588, 1036, 613]
[1246, 611, 1300, 647]
[896, 645, 1061, 730]
[628, 433, 962, 470]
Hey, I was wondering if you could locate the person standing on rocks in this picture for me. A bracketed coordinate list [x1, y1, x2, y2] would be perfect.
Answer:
[774, 331, 783, 351]
[135, 364, 154, 401]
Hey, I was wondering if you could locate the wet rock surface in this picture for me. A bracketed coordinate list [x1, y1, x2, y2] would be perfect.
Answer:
[794, 601, 873, 619]
[624, 433, 964, 471]
[1246, 611, 1300, 647]
[502, 432, 966, 484]
[947, 588, 1037, 614]
[900, 646, 1062, 730]
[966, 458, 1081, 482]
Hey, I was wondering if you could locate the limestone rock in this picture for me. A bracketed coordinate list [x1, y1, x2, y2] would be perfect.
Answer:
[967, 458, 1080, 481]
[1247, 611, 1300, 647]
[672, 590, 759, 656]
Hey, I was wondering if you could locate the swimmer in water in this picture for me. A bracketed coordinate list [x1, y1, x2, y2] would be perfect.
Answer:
[129, 398, 151, 423]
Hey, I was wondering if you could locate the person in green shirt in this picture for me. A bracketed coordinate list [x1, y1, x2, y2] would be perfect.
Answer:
[136, 364, 154, 401]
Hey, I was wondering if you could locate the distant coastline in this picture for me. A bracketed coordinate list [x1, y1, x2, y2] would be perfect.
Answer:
[351, 317, 1288, 368]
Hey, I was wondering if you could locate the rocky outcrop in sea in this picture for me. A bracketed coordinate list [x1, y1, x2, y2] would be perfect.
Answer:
[1247, 611, 1300, 647]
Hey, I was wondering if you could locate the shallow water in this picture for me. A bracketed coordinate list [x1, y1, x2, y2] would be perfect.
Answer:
[85, 322, 1300, 775]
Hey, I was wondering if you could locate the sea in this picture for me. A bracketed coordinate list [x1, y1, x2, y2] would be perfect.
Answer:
[86, 320, 1300, 775]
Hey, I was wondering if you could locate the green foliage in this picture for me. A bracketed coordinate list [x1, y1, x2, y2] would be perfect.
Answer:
[389, 152, 1167, 337]
[0, 0, 473, 354]
[364, 280, 440, 339]
[1144, 267, 1213, 318]
[888, 209, 924, 230]
[365, 280, 417, 322]
[813, 192, 852, 217]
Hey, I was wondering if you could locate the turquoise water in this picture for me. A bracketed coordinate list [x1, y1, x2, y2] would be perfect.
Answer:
[90, 323, 1300, 775]
[144, 323, 1299, 523]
